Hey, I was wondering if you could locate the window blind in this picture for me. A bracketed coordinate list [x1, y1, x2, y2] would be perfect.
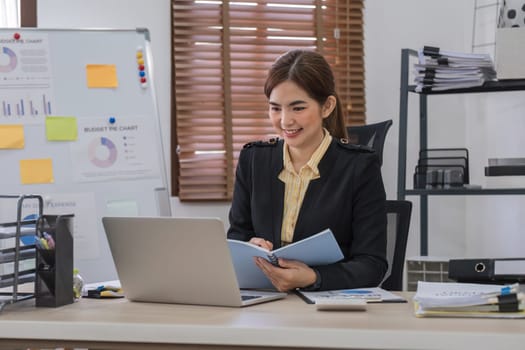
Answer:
[172, 0, 365, 201]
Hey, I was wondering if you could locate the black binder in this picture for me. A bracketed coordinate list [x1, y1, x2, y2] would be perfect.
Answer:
[485, 165, 525, 176]
[448, 257, 525, 283]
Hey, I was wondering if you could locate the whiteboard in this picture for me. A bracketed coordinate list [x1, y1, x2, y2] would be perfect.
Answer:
[0, 28, 170, 282]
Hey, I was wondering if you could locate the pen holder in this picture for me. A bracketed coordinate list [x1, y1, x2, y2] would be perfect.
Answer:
[35, 214, 74, 307]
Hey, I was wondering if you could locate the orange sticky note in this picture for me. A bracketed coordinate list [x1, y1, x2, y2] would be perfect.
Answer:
[0, 124, 25, 149]
[86, 64, 118, 88]
[19, 158, 54, 184]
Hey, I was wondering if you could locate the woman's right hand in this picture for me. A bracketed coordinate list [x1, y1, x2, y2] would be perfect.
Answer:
[248, 237, 273, 251]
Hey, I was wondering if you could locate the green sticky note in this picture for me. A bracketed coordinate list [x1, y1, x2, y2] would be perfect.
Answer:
[45, 116, 78, 141]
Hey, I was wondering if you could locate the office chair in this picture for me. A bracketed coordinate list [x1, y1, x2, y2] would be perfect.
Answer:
[380, 200, 412, 291]
[346, 119, 393, 166]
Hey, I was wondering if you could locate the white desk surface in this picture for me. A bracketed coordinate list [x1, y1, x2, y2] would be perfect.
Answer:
[0, 292, 524, 350]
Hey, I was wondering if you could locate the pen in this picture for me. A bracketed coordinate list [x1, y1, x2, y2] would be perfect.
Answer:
[96, 285, 121, 292]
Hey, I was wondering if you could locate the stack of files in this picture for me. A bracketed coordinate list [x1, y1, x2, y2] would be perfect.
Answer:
[414, 46, 497, 93]
[485, 157, 525, 176]
[413, 281, 525, 318]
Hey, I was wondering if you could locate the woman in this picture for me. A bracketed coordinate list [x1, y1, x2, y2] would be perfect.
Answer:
[227, 49, 387, 292]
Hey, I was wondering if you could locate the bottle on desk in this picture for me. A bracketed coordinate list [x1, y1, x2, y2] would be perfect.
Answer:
[73, 268, 84, 301]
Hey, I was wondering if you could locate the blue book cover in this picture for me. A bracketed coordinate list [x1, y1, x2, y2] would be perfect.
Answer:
[227, 229, 344, 290]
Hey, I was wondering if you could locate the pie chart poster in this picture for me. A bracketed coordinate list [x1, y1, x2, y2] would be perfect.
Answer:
[71, 116, 160, 182]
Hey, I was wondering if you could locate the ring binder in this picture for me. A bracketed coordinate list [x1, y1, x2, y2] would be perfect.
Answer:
[448, 258, 525, 283]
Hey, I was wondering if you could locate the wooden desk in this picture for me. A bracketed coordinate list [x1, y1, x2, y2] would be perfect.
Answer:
[0, 293, 523, 350]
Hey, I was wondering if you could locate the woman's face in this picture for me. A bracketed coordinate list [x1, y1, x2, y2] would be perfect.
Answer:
[268, 80, 333, 156]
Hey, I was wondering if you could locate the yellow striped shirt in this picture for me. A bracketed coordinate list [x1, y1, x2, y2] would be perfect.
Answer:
[278, 129, 332, 245]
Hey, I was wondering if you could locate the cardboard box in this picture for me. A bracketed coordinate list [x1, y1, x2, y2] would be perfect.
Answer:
[495, 28, 525, 80]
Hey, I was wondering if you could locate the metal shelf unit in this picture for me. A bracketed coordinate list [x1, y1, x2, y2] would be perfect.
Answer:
[0, 195, 42, 311]
[397, 48, 525, 256]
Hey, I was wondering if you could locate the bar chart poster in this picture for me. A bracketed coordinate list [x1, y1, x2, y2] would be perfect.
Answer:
[0, 32, 55, 123]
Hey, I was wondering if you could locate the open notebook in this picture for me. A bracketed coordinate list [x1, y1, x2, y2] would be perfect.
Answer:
[102, 216, 286, 307]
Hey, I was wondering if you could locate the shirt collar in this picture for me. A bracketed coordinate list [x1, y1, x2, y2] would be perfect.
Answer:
[282, 128, 332, 175]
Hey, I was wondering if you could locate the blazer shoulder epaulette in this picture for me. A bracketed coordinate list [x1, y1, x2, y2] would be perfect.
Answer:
[243, 137, 280, 149]
[335, 138, 374, 153]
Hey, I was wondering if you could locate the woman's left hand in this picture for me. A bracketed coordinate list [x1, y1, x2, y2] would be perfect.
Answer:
[254, 257, 317, 292]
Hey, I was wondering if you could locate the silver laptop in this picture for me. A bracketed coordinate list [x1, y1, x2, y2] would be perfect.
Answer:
[101, 216, 287, 307]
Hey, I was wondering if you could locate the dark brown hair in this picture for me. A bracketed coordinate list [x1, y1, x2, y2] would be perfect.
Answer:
[263, 49, 348, 139]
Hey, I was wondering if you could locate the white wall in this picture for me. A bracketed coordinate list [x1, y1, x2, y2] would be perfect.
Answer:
[464, 92, 525, 258]
[462, 1, 525, 258]
[364, 0, 474, 259]
[37, 0, 525, 270]
[365, 0, 525, 260]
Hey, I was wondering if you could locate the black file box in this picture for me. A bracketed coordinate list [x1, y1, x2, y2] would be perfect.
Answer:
[35, 214, 74, 307]
[448, 257, 525, 284]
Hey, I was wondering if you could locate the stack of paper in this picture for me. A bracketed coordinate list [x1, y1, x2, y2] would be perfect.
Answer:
[414, 46, 497, 92]
[413, 281, 525, 318]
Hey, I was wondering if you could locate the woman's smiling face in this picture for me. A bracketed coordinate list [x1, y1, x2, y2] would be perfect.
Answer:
[268, 80, 330, 156]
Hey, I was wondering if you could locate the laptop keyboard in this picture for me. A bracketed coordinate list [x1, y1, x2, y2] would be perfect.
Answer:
[241, 295, 262, 301]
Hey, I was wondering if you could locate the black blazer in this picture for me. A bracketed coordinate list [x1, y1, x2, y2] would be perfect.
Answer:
[227, 138, 387, 291]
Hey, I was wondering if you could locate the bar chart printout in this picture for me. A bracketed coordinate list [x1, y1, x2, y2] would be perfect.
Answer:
[0, 33, 54, 123]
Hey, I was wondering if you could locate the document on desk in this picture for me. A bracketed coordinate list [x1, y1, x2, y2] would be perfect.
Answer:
[228, 229, 344, 289]
[296, 287, 407, 304]
[413, 281, 525, 318]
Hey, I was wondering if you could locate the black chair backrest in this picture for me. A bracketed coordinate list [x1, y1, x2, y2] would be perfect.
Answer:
[380, 200, 412, 291]
[346, 119, 393, 166]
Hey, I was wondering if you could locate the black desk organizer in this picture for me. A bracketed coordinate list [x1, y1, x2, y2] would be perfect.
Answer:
[35, 214, 74, 307]
[413, 148, 469, 189]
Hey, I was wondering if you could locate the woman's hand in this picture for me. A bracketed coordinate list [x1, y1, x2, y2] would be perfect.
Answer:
[254, 257, 317, 292]
[248, 237, 273, 251]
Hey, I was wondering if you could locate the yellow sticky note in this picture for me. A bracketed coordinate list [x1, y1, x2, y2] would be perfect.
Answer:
[86, 64, 118, 88]
[19, 158, 54, 184]
[0, 124, 25, 149]
[45, 116, 78, 141]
